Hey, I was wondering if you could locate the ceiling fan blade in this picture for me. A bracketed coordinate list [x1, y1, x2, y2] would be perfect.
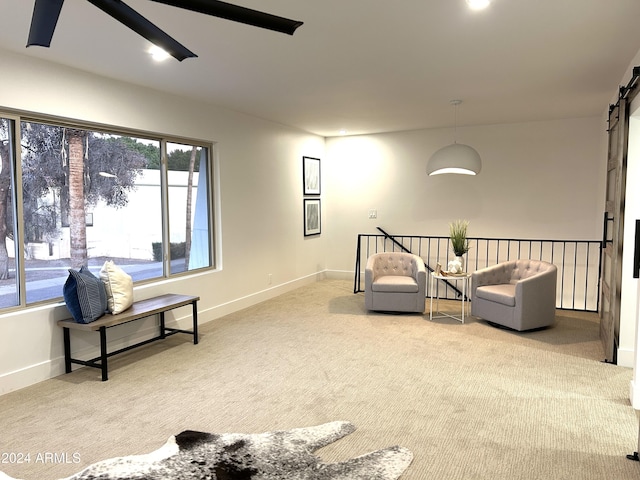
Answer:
[149, 0, 303, 35]
[86, 0, 197, 61]
[27, 0, 65, 47]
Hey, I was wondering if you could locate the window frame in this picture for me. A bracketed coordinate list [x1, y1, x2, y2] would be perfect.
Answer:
[0, 107, 218, 312]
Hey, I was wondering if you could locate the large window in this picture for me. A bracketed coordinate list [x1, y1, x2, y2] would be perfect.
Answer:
[0, 113, 216, 309]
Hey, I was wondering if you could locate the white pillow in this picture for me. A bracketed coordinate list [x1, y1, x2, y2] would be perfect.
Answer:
[99, 260, 134, 314]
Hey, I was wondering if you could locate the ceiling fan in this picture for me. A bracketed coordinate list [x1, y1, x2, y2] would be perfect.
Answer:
[27, 0, 304, 61]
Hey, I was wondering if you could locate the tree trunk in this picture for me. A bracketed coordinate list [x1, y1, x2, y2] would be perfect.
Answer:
[68, 130, 88, 269]
[184, 146, 196, 270]
[0, 141, 11, 279]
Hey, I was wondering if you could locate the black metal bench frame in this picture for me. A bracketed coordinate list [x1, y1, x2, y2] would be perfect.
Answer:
[58, 293, 199, 381]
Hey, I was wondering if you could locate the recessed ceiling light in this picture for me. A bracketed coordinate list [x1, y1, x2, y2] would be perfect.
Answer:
[466, 0, 491, 10]
[148, 45, 170, 62]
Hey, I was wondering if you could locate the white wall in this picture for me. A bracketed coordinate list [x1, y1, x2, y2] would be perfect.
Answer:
[613, 47, 640, 374]
[0, 44, 625, 395]
[619, 47, 640, 401]
[0, 48, 325, 394]
[324, 117, 606, 273]
[626, 104, 640, 398]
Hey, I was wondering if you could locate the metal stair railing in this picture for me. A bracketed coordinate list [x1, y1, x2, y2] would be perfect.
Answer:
[354, 229, 602, 312]
[360, 227, 465, 299]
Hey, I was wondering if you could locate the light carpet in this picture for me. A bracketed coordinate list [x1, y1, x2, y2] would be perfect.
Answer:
[0, 279, 638, 479]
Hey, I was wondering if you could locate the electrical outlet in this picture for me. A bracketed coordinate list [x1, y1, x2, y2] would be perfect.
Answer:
[268, 273, 272, 285]
[368, 209, 377, 219]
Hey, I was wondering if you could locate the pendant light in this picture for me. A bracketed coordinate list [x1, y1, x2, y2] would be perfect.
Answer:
[466, 0, 491, 10]
[427, 100, 482, 176]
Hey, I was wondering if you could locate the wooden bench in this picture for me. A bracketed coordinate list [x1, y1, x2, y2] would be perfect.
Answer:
[58, 293, 199, 381]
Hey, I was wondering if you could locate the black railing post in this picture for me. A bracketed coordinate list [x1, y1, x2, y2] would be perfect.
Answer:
[354, 234, 362, 293]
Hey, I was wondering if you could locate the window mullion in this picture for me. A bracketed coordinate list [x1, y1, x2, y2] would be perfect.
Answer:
[12, 119, 27, 306]
[7, 116, 28, 307]
[160, 140, 171, 277]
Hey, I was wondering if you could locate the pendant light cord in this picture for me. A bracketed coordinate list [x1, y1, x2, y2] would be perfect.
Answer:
[451, 99, 461, 144]
[454, 103, 458, 144]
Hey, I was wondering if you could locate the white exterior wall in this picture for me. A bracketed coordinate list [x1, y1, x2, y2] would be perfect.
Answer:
[21, 170, 196, 261]
[86, 169, 164, 260]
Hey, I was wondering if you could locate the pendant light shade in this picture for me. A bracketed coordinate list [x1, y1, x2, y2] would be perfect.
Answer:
[427, 143, 482, 176]
[427, 100, 482, 176]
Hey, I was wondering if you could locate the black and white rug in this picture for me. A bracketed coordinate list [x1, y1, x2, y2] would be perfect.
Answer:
[1, 421, 413, 479]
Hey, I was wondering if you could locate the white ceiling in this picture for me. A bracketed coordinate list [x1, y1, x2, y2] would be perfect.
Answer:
[1, 0, 640, 137]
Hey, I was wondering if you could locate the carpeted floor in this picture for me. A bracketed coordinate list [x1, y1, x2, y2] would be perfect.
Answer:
[0, 279, 638, 479]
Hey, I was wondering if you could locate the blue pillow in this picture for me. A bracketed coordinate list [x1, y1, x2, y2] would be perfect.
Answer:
[63, 266, 108, 324]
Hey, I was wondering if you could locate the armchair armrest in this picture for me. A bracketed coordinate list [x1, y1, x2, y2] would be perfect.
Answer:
[365, 254, 377, 287]
[515, 267, 557, 305]
[415, 259, 427, 297]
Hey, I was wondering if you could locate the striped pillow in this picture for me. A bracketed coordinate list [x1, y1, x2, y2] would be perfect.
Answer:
[63, 267, 108, 324]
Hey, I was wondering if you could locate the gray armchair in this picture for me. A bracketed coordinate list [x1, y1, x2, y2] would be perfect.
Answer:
[365, 252, 426, 313]
[471, 259, 557, 331]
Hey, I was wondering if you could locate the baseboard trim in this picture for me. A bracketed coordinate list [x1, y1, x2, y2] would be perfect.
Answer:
[202, 271, 326, 321]
[0, 271, 330, 396]
[0, 359, 64, 396]
[618, 346, 635, 369]
[325, 270, 354, 281]
[631, 379, 640, 410]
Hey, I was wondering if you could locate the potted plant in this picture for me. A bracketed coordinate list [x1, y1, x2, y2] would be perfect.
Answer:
[449, 219, 470, 271]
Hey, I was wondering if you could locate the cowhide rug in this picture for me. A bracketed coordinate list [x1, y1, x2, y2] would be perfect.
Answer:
[0, 421, 413, 479]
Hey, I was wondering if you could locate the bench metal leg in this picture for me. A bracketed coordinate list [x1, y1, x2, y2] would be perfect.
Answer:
[61, 296, 199, 381]
[192, 301, 199, 344]
[99, 327, 108, 381]
[63, 327, 72, 373]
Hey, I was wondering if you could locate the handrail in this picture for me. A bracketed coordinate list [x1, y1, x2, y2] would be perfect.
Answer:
[354, 230, 602, 312]
[376, 227, 411, 254]
[374, 227, 465, 299]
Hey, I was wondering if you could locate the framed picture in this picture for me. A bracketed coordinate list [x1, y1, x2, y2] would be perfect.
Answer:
[303, 199, 321, 236]
[303, 156, 321, 195]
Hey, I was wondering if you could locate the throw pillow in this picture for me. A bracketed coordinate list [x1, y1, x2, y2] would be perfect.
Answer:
[99, 260, 134, 314]
[63, 266, 108, 324]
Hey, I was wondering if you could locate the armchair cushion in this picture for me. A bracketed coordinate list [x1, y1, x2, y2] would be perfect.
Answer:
[475, 284, 516, 307]
[372, 275, 419, 293]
